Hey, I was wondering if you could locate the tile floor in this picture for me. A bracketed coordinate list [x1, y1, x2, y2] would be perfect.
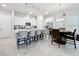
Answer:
[0, 36, 79, 56]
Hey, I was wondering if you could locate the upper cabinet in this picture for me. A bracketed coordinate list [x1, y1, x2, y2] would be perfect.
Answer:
[64, 15, 79, 32]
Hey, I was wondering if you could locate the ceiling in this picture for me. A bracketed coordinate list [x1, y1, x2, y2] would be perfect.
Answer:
[0, 3, 79, 17]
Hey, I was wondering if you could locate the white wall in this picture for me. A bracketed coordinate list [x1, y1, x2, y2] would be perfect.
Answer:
[0, 10, 12, 38]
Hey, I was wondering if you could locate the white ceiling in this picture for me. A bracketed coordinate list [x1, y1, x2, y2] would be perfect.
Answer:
[0, 3, 79, 17]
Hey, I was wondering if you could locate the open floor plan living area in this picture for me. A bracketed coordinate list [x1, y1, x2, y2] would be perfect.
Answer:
[0, 3, 79, 56]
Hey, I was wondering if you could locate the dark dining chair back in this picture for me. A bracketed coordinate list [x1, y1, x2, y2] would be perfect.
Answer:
[51, 29, 60, 47]
[52, 29, 60, 39]
[64, 29, 77, 48]
[73, 29, 76, 36]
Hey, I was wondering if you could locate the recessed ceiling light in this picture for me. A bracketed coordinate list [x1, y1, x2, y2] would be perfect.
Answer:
[2, 4, 7, 7]
[29, 11, 32, 14]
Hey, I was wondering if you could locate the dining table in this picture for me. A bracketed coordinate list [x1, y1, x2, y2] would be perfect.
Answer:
[59, 30, 73, 45]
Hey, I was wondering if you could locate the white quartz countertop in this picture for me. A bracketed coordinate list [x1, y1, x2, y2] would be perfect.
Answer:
[14, 29, 38, 33]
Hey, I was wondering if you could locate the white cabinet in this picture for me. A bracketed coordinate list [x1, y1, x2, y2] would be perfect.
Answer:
[64, 15, 79, 34]
[0, 11, 11, 38]
[53, 19, 64, 29]
[64, 16, 78, 31]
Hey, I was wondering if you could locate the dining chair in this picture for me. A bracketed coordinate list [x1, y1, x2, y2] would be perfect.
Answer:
[76, 35, 79, 41]
[16, 31, 29, 50]
[64, 29, 77, 48]
[51, 29, 61, 48]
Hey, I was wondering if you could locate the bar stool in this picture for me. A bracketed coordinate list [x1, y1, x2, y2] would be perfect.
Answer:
[28, 30, 37, 44]
[16, 31, 29, 50]
[36, 30, 42, 41]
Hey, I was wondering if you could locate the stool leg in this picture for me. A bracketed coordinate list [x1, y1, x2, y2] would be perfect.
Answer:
[17, 43, 19, 50]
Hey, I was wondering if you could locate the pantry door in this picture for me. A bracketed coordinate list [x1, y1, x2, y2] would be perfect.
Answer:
[0, 11, 11, 38]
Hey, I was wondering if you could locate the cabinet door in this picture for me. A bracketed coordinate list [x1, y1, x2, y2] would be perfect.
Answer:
[64, 16, 78, 32]
[0, 12, 11, 38]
